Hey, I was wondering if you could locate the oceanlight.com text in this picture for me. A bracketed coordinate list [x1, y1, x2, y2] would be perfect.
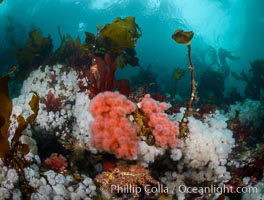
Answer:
[177, 184, 258, 194]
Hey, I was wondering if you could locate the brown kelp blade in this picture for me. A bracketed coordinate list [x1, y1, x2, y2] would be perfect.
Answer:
[12, 93, 39, 144]
[99, 16, 141, 51]
[27, 93, 39, 123]
[12, 115, 27, 144]
[0, 75, 12, 158]
[173, 68, 186, 80]
[14, 143, 30, 155]
[172, 30, 194, 45]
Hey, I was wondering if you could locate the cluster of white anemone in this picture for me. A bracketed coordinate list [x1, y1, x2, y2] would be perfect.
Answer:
[0, 164, 21, 200]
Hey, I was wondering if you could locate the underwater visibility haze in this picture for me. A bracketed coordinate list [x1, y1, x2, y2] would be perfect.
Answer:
[0, 0, 264, 199]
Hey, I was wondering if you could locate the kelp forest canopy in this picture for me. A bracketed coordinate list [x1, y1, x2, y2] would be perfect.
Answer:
[14, 16, 141, 84]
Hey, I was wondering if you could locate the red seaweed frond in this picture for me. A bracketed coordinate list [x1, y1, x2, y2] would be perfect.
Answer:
[44, 91, 62, 112]
[77, 53, 130, 98]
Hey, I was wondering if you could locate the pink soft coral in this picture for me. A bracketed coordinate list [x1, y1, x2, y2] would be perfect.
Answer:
[140, 94, 179, 148]
[90, 91, 140, 159]
[44, 153, 68, 171]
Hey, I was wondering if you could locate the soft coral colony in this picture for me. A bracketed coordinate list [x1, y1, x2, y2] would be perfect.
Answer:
[0, 16, 263, 200]
[89, 91, 178, 159]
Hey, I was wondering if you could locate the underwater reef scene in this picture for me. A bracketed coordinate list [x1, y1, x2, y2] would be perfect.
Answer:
[0, 0, 264, 200]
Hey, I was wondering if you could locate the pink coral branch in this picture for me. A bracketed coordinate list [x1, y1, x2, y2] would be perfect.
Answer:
[44, 153, 68, 171]
[140, 94, 179, 148]
[90, 92, 139, 159]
